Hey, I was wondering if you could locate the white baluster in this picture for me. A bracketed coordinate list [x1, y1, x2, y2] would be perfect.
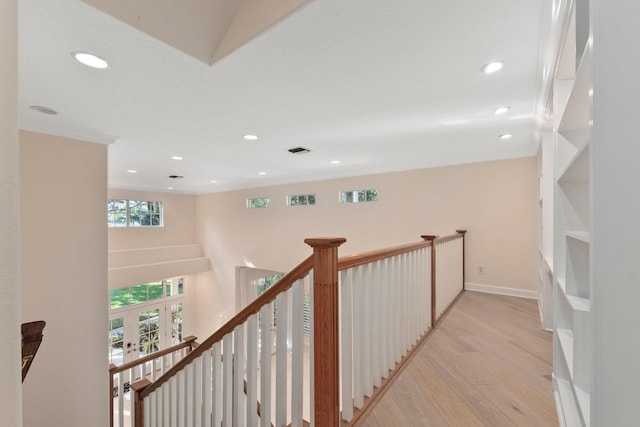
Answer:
[308, 270, 315, 427]
[233, 324, 246, 427]
[223, 334, 233, 426]
[362, 263, 372, 397]
[116, 372, 124, 427]
[185, 363, 194, 427]
[291, 279, 304, 427]
[275, 291, 288, 427]
[259, 304, 272, 427]
[212, 342, 222, 427]
[340, 269, 353, 421]
[203, 347, 213, 427]
[163, 375, 170, 426]
[353, 266, 363, 408]
[149, 390, 156, 427]
[177, 369, 186, 427]
[170, 376, 178, 426]
[371, 261, 381, 388]
[246, 314, 258, 427]
[194, 355, 203, 427]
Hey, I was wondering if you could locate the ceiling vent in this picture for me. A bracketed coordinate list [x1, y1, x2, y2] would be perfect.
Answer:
[168, 175, 184, 179]
[288, 147, 311, 154]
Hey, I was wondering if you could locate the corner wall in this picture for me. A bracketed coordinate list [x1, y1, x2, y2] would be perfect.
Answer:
[193, 156, 538, 337]
[20, 131, 109, 427]
[0, 1, 21, 424]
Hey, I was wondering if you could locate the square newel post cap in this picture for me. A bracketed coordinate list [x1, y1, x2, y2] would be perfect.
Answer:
[456, 229, 467, 234]
[304, 237, 347, 248]
[420, 235, 437, 241]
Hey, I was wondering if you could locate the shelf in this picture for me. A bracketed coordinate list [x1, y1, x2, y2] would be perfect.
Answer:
[558, 278, 590, 312]
[558, 143, 590, 184]
[558, 46, 591, 133]
[545, 256, 554, 273]
[557, 370, 591, 427]
[557, 328, 574, 379]
[566, 231, 590, 243]
[575, 384, 591, 427]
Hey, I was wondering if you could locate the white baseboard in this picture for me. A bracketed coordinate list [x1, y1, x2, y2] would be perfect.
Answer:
[465, 282, 538, 300]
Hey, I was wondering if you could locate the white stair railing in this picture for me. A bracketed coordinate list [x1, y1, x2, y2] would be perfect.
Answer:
[132, 255, 316, 427]
[338, 243, 433, 422]
[131, 232, 466, 427]
[434, 232, 466, 321]
[110, 336, 198, 427]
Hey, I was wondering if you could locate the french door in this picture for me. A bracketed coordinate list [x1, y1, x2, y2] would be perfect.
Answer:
[108, 300, 185, 366]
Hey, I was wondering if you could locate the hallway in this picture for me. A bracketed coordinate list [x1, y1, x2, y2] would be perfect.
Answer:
[360, 291, 558, 426]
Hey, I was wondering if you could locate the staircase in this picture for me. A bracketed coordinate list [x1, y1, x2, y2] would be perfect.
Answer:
[118, 232, 466, 427]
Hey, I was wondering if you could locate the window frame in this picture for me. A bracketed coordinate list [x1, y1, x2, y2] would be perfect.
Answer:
[107, 199, 164, 227]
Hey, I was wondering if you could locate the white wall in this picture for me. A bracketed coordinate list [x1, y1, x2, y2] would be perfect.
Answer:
[192, 156, 538, 338]
[21, 131, 109, 427]
[592, 0, 640, 423]
[0, 1, 21, 425]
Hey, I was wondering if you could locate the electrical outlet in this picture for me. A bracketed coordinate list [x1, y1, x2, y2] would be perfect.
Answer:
[478, 265, 484, 274]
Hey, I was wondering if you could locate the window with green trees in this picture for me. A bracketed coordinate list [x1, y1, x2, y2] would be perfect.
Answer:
[108, 199, 163, 227]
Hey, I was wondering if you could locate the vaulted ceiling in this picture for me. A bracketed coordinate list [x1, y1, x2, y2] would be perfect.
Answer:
[19, 0, 553, 194]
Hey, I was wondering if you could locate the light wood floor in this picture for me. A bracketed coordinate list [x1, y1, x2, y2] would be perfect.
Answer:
[359, 291, 558, 427]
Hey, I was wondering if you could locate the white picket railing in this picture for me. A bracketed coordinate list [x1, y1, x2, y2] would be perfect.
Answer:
[338, 244, 432, 422]
[130, 232, 466, 427]
[434, 234, 465, 320]
[110, 337, 198, 427]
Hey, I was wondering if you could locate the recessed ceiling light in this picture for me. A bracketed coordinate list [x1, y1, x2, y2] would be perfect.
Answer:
[167, 187, 174, 190]
[244, 134, 259, 141]
[209, 180, 217, 183]
[499, 133, 513, 140]
[171, 156, 184, 160]
[331, 160, 341, 164]
[495, 106, 510, 115]
[258, 172, 267, 175]
[481, 61, 503, 74]
[72, 52, 109, 69]
[29, 105, 59, 115]
[127, 170, 137, 173]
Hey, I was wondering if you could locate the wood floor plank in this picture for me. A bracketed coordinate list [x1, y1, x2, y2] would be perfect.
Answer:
[358, 291, 558, 426]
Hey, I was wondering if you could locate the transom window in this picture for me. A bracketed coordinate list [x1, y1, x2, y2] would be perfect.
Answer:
[287, 194, 316, 206]
[247, 197, 270, 209]
[108, 199, 163, 227]
[340, 189, 378, 203]
[109, 278, 184, 310]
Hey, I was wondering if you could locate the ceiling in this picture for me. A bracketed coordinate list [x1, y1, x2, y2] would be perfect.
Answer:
[18, 0, 552, 194]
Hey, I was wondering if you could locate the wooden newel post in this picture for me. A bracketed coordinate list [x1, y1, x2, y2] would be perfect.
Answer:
[421, 235, 438, 327]
[131, 378, 152, 427]
[305, 237, 347, 427]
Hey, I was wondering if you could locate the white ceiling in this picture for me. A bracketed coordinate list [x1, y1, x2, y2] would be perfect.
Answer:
[18, 0, 550, 194]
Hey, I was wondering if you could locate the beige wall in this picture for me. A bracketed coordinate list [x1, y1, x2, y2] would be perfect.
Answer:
[192, 156, 538, 337]
[21, 131, 108, 427]
[108, 188, 196, 250]
[0, 1, 21, 424]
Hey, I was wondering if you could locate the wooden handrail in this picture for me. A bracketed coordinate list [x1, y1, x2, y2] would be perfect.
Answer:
[110, 336, 198, 427]
[132, 232, 466, 426]
[337, 240, 433, 271]
[434, 231, 465, 244]
[136, 254, 314, 400]
[109, 335, 198, 376]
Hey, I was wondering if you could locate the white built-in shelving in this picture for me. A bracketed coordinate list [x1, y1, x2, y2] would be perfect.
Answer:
[541, 0, 640, 425]
[549, 0, 592, 425]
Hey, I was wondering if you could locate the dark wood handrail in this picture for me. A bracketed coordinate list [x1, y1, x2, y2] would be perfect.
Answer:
[109, 335, 198, 376]
[137, 254, 314, 399]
